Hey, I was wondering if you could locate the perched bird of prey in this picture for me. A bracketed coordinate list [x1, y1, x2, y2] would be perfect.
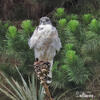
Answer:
[28, 16, 62, 83]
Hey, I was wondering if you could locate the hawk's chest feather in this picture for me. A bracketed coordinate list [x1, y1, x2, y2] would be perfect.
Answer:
[38, 24, 53, 36]
[35, 24, 53, 49]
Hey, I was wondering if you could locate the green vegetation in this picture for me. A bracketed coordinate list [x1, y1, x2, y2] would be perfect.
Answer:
[0, 67, 44, 100]
[55, 8, 65, 18]
[82, 14, 93, 24]
[67, 20, 79, 32]
[0, 6, 100, 100]
[58, 18, 67, 27]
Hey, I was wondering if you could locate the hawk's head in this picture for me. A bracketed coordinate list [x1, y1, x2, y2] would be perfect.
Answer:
[40, 17, 51, 25]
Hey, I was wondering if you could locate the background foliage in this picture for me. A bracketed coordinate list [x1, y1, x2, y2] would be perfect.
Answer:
[0, 1, 100, 99]
[0, 0, 100, 20]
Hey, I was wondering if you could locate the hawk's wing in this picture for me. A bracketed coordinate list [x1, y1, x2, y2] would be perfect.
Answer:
[50, 27, 62, 52]
[28, 27, 40, 49]
[28, 25, 62, 52]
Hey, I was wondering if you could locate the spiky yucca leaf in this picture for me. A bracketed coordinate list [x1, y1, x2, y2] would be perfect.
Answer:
[0, 67, 44, 100]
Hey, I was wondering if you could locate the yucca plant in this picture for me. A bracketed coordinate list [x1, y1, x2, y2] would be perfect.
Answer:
[0, 67, 44, 100]
[66, 58, 89, 84]
[66, 50, 77, 65]
[70, 14, 78, 20]
[64, 43, 74, 51]
[6, 19, 35, 68]
[58, 18, 67, 27]
[81, 36, 100, 62]
[21, 20, 34, 34]
[51, 62, 68, 90]
[6, 25, 19, 53]
[65, 49, 89, 84]
[67, 20, 80, 32]
[0, 20, 35, 88]
[6, 20, 34, 52]
[54, 8, 65, 18]
[0, 20, 10, 51]
[82, 14, 92, 24]
[85, 31, 97, 40]
[7, 26, 17, 38]
[89, 19, 99, 32]
[66, 14, 78, 21]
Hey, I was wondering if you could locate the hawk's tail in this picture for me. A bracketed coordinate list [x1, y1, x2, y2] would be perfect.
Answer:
[46, 60, 53, 84]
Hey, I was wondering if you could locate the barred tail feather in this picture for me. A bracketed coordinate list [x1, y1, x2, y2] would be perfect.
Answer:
[47, 60, 53, 84]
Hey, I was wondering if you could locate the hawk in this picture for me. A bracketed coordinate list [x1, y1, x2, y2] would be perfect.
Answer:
[28, 17, 62, 83]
